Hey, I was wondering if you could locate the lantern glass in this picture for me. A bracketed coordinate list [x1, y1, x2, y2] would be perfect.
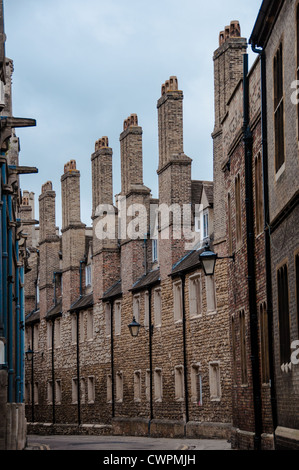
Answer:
[199, 248, 217, 276]
[128, 317, 141, 337]
[25, 347, 34, 362]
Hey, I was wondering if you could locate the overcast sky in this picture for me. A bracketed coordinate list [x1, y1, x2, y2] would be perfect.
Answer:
[4, 0, 262, 228]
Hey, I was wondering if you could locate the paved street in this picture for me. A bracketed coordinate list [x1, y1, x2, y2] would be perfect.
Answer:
[26, 434, 231, 451]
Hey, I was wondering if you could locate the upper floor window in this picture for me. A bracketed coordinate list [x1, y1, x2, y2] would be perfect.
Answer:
[203, 210, 209, 239]
[173, 280, 183, 322]
[255, 153, 264, 235]
[273, 42, 285, 174]
[152, 239, 158, 263]
[277, 263, 291, 366]
[228, 193, 233, 255]
[85, 265, 92, 286]
[235, 174, 242, 245]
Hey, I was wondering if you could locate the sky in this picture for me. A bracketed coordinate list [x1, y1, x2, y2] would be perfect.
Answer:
[3, 0, 262, 228]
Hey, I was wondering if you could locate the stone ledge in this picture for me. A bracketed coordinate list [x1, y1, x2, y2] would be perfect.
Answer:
[275, 426, 299, 450]
[27, 422, 112, 436]
[186, 421, 232, 440]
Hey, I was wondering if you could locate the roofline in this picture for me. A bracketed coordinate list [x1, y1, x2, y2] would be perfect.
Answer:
[249, 0, 284, 49]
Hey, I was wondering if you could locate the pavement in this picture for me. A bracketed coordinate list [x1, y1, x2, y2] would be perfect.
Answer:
[25, 434, 232, 451]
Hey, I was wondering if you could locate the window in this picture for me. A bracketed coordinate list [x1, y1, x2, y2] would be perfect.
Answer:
[114, 301, 121, 336]
[72, 378, 78, 404]
[154, 288, 162, 326]
[79, 311, 84, 343]
[191, 364, 202, 405]
[235, 174, 242, 245]
[152, 239, 158, 263]
[145, 369, 151, 402]
[80, 378, 86, 404]
[240, 310, 248, 385]
[154, 368, 162, 402]
[71, 315, 77, 344]
[206, 276, 217, 313]
[88, 376, 95, 403]
[87, 311, 93, 340]
[228, 193, 232, 255]
[173, 280, 183, 322]
[144, 291, 149, 328]
[134, 371, 141, 402]
[273, 42, 285, 173]
[116, 372, 123, 403]
[47, 381, 53, 405]
[260, 302, 270, 384]
[133, 295, 140, 323]
[55, 380, 62, 404]
[255, 153, 263, 235]
[174, 366, 184, 401]
[56, 319, 61, 348]
[189, 274, 202, 317]
[85, 264, 92, 286]
[107, 375, 112, 403]
[203, 210, 209, 239]
[277, 264, 291, 366]
[34, 382, 39, 405]
[47, 322, 53, 350]
[231, 316, 237, 385]
[25, 383, 31, 404]
[209, 362, 221, 400]
[33, 324, 39, 351]
[105, 303, 111, 337]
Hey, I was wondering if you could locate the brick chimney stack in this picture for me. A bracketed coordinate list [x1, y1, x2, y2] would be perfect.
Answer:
[38, 181, 60, 317]
[39, 181, 57, 241]
[91, 138, 120, 300]
[156, 77, 192, 279]
[157, 76, 184, 171]
[120, 113, 144, 195]
[118, 116, 151, 294]
[91, 136, 113, 216]
[212, 21, 247, 248]
[61, 160, 86, 309]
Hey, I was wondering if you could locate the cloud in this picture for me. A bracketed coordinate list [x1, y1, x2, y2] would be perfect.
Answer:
[3, 0, 263, 227]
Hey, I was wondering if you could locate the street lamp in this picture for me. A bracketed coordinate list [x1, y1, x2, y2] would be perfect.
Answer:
[128, 317, 141, 337]
[25, 347, 43, 361]
[199, 243, 235, 276]
[25, 347, 34, 362]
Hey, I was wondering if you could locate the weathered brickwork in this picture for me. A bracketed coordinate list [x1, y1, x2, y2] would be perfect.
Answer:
[24, 73, 232, 440]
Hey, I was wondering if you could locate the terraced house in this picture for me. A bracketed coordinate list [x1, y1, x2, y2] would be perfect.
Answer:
[23, 0, 299, 451]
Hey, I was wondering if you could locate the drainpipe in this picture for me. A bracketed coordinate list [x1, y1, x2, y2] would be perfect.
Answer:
[0, 163, 3, 342]
[20, 265, 25, 402]
[243, 53, 262, 451]
[110, 299, 115, 419]
[1, 161, 8, 367]
[251, 43, 277, 436]
[31, 324, 34, 422]
[76, 310, 81, 425]
[79, 256, 87, 298]
[7, 193, 14, 403]
[51, 319, 55, 424]
[179, 273, 189, 427]
[15, 239, 21, 402]
[148, 288, 153, 424]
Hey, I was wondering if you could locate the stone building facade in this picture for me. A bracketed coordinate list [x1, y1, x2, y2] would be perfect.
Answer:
[250, 0, 299, 450]
[0, 0, 37, 450]
[24, 74, 233, 440]
[23, 1, 299, 451]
